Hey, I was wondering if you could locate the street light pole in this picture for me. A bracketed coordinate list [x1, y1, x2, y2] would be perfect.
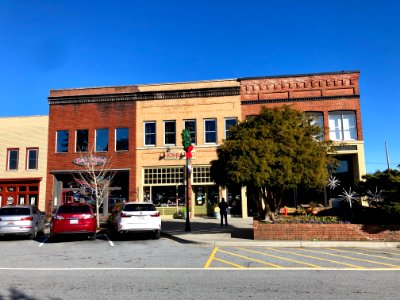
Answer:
[185, 156, 191, 231]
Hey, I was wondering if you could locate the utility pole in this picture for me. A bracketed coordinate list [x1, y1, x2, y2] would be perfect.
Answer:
[385, 141, 391, 171]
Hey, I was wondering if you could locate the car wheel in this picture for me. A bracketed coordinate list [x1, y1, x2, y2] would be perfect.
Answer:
[29, 227, 37, 240]
[153, 230, 160, 239]
[89, 233, 96, 240]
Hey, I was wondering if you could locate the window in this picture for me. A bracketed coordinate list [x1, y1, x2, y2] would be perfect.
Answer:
[144, 122, 156, 146]
[144, 167, 184, 185]
[96, 129, 108, 152]
[204, 119, 217, 143]
[184, 120, 196, 144]
[193, 166, 213, 183]
[329, 111, 357, 141]
[76, 129, 89, 152]
[26, 148, 38, 170]
[116, 128, 129, 151]
[224, 118, 237, 139]
[164, 121, 176, 145]
[56, 130, 69, 153]
[306, 112, 324, 140]
[7, 149, 19, 170]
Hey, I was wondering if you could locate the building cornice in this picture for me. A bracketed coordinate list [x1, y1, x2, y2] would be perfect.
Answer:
[49, 87, 240, 105]
[241, 94, 360, 105]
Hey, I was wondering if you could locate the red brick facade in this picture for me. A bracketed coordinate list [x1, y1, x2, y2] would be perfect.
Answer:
[45, 100, 137, 213]
[253, 220, 400, 241]
[240, 71, 362, 141]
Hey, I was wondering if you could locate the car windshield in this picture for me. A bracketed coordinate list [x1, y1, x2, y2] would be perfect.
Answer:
[123, 204, 156, 212]
[57, 206, 91, 214]
[0, 207, 31, 215]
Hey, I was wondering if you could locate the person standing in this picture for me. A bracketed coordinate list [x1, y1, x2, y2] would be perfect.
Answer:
[219, 198, 228, 226]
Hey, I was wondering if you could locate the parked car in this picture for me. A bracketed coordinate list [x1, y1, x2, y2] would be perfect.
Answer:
[114, 202, 161, 239]
[0, 205, 45, 239]
[50, 203, 97, 240]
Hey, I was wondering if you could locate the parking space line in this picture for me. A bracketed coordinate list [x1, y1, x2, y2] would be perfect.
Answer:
[298, 248, 400, 269]
[204, 247, 219, 268]
[213, 257, 245, 268]
[104, 234, 114, 247]
[236, 247, 322, 268]
[218, 249, 283, 268]
[268, 248, 365, 269]
[327, 248, 400, 262]
[354, 248, 400, 257]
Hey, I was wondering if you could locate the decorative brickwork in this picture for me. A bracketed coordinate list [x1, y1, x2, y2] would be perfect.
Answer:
[253, 220, 400, 241]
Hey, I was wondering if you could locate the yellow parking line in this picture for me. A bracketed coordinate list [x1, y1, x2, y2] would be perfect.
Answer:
[267, 248, 365, 269]
[204, 247, 219, 269]
[213, 257, 246, 268]
[355, 248, 400, 257]
[218, 249, 283, 268]
[237, 247, 322, 268]
[327, 248, 400, 262]
[298, 248, 400, 269]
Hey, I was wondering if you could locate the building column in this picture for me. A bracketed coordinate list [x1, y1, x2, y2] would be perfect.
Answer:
[241, 186, 248, 218]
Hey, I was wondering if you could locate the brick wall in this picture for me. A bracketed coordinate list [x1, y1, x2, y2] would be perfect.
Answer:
[45, 101, 137, 213]
[253, 220, 400, 241]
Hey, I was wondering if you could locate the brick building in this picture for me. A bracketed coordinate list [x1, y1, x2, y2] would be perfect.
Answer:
[0, 116, 48, 211]
[45, 70, 365, 217]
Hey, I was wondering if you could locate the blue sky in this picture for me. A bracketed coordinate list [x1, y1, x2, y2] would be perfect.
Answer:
[0, 0, 399, 173]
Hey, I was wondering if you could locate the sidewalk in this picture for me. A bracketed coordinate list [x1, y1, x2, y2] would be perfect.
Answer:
[161, 216, 400, 248]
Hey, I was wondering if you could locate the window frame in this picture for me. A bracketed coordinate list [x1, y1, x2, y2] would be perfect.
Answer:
[115, 128, 129, 151]
[306, 111, 324, 141]
[95, 128, 109, 152]
[7, 148, 19, 171]
[204, 118, 217, 144]
[56, 130, 69, 153]
[76, 129, 89, 152]
[144, 122, 156, 146]
[224, 117, 238, 139]
[328, 111, 357, 141]
[184, 120, 196, 145]
[164, 120, 176, 146]
[26, 148, 39, 170]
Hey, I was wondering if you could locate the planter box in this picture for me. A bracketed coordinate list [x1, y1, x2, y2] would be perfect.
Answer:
[253, 220, 400, 241]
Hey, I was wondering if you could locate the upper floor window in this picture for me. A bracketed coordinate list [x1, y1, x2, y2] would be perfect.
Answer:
[164, 121, 176, 145]
[116, 128, 129, 151]
[26, 148, 38, 170]
[56, 130, 69, 153]
[76, 129, 89, 152]
[7, 149, 19, 170]
[328, 111, 357, 141]
[306, 112, 324, 140]
[204, 119, 217, 144]
[184, 120, 196, 144]
[96, 128, 108, 152]
[224, 118, 238, 139]
[144, 122, 156, 146]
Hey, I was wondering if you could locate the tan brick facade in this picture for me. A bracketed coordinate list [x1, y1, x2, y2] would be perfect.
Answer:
[0, 116, 48, 211]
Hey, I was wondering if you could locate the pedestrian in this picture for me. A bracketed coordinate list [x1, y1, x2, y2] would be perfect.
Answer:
[219, 197, 228, 226]
[232, 199, 237, 218]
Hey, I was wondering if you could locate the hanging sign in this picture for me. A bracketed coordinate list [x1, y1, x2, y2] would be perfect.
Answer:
[72, 156, 107, 166]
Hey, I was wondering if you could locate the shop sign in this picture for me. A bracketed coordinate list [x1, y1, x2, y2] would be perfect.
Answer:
[163, 151, 195, 160]
[72, 156, 107, 166]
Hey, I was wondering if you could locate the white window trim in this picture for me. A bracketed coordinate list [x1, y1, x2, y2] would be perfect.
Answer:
[26, 148, 39, 170]
[224, 117, 238, 139]
[184, 119, 197, 145]
[144, 121, 156, 147]
[164, 120, 176, 146]
[328, 111, 357, 141]
[204, 118, 217, 144]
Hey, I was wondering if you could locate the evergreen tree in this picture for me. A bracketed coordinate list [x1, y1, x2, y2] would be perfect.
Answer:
[210, 106, 334, 220]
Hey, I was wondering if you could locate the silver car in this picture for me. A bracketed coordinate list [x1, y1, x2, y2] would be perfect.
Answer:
[0, 205, 45, 239]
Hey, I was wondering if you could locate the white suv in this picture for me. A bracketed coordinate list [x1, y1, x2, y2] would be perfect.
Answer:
[115, 202, 161, 239]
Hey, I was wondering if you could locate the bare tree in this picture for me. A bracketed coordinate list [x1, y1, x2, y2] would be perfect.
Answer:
[72, 147, 116, 228]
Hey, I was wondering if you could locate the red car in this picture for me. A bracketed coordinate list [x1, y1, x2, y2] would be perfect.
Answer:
[50, 203, 97, 240]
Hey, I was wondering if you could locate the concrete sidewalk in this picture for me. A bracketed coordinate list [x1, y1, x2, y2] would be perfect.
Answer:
[161, 216, 400, 248]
